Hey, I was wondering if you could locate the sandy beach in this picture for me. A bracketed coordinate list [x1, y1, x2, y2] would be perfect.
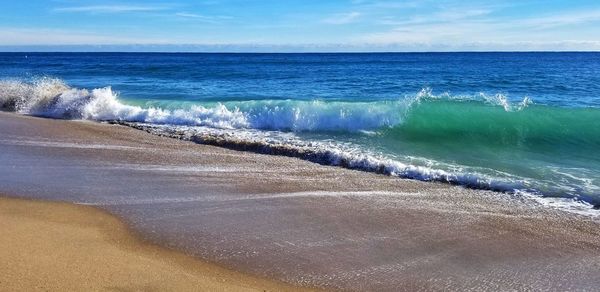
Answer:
[0, 196, 309, 291]
[1, 111, 600, 291]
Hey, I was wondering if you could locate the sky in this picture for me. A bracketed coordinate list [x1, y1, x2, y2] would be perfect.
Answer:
[1, 0, 600, 51]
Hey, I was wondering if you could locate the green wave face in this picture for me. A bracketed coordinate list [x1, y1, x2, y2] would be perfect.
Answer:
[392, 100, 600, 156]
[374, 99, 600, 200]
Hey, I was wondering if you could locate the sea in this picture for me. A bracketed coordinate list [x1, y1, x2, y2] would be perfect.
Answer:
[1, 52, 599, 213]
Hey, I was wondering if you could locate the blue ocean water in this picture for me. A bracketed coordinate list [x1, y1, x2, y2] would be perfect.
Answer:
[1, 52, 599, 211]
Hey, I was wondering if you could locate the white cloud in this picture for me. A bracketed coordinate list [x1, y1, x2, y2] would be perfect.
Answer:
[521, 9, 600, 29]
[175, 12, 205, 18]
[351, 0, 422, 10]
[54, 5, 165, 13]
[0, 28, 168, 45]
[377, 7, 493, 26]
[174, 12, 232, 23]
[323, 12, 361, 25]
[4, 3, 600, 51]
[361, 7, 600, 46]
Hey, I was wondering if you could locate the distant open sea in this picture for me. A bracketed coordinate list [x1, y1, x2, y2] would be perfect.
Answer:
[1, 52, 599, 213]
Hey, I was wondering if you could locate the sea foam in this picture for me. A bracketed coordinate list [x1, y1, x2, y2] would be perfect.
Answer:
[0, 78, 408, 131]
[0, 78, 529, 132]
[0, 78, 250, 129]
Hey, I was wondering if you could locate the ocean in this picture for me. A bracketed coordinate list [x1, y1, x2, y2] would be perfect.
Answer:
[1, 52, 599, 212]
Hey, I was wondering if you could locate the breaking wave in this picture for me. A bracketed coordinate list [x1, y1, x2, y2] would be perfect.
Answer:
[1, 77, 598, 215]
[0, 78, 534, 132]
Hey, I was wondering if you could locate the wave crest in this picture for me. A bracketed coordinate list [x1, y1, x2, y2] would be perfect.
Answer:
[1, 78, 539, 133]
[0, 78, 410, 131]
[0, 78, 249, 129]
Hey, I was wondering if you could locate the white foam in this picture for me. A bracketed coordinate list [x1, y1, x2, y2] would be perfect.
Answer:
[515, 190, 599, 218]
[0, 78, 250, 129]
[0, 138, 142, 150]
[0, 78, 534, 132]
[0, 78, 408, 131]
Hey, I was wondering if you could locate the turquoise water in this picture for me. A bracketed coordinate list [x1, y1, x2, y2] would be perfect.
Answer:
[0, 52, 599, 209]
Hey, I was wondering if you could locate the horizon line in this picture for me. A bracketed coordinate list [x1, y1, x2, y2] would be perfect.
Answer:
[1, 50, 600, 54]
[2, 43, 600, 54]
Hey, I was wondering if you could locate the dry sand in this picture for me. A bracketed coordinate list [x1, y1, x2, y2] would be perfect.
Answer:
[0, 196, 310, 291]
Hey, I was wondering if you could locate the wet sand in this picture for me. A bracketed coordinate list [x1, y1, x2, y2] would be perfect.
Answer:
[0, 196, 309, 291]
[1, 111, 600, 291]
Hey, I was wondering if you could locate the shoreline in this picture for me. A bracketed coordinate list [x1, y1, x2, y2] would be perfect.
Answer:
[0, 195, 311, 291]
[123, 122, 600, 215]
[1, 111, 600, 290]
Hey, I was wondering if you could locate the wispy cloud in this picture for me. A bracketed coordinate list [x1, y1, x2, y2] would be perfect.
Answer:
[175, 12, 232, 23]
[350, 0, 422, 10]
[362, 7, 600, 45]
[5, 1, 600, 51]
[377, 7, 493, 26]
[175, 12, 205, 18]
[521, 9, 600, 29]
[323, 12, 361, 25]
[54, 5, 166, 13]
[0, 27, 168, 45]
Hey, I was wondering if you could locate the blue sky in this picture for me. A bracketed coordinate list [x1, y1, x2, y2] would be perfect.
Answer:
[1, 0, 600, 51]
